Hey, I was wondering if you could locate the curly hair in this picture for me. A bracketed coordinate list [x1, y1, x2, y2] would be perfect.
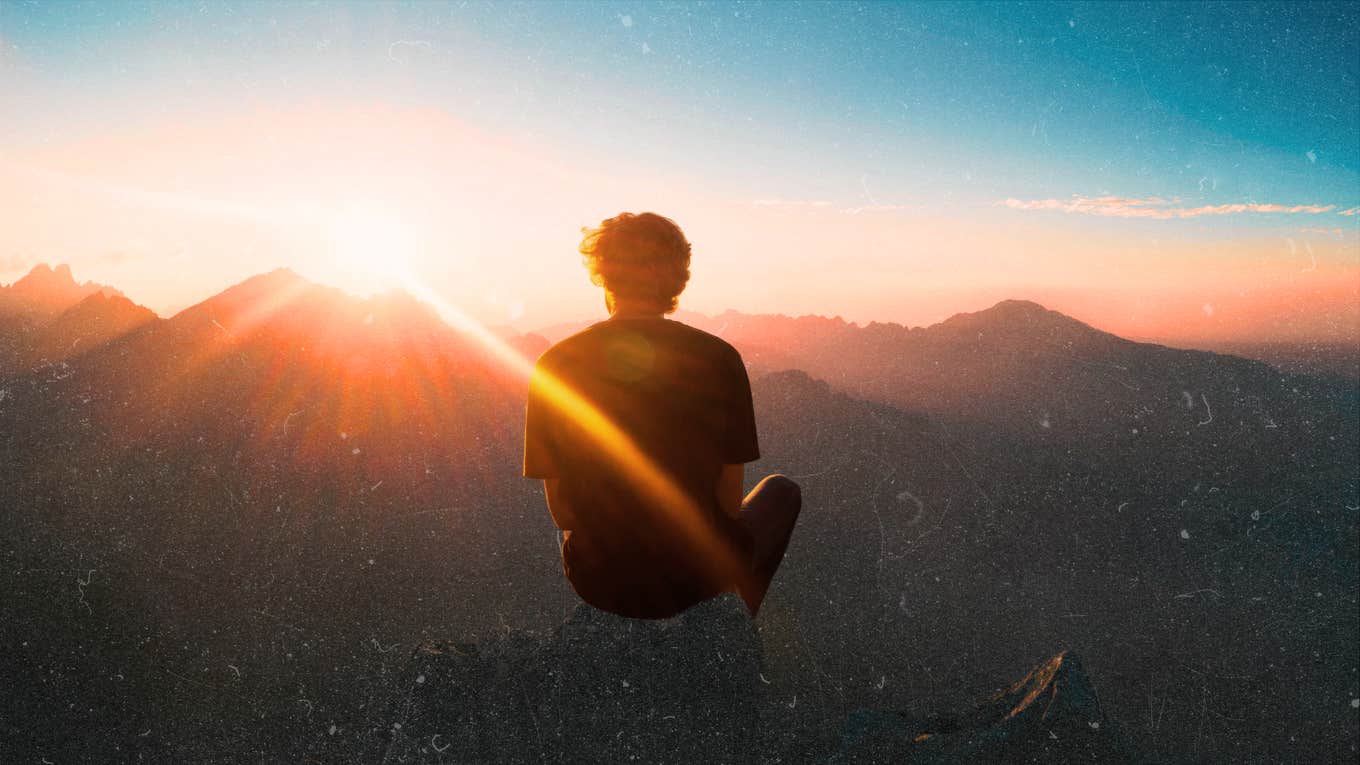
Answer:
[579, 212, 692, 314]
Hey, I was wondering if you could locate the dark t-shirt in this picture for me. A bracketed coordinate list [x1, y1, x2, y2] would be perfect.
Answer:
[523, 317, 760, 619]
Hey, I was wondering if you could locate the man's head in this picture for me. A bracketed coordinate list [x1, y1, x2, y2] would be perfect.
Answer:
[580, 212, 692, 314]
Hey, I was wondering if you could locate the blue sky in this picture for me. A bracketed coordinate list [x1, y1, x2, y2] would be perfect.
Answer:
[4, 1, 1356, 210]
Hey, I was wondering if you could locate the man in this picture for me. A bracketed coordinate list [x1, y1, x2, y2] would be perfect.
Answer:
[523, 212, 801, 619]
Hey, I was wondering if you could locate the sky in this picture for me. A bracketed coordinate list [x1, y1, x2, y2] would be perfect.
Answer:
[1, 0, 1357, 342]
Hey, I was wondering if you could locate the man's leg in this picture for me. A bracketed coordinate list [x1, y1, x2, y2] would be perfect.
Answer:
[736, 474, 802, 616]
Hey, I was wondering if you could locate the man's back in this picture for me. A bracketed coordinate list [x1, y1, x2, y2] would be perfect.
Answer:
[524, 317, 759, 618]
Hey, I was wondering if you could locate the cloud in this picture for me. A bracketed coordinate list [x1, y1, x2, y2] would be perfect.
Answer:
[1002, 195, 1337, 220]
[387, 39, 433, 64]
[1339, 207, 1360, 216]
[1298, 228, 1343, 236]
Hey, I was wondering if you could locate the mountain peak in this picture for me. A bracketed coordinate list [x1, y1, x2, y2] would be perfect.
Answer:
[198, 268, 325, 310]
[13, 262, 76, 290]
[238, 267, 310, 291]
[0, 263, 124, 320]
[936, 298, 1104, 342]
[169, 269, 465, 356]
[988, 299, 1050, 315]
[65, 290, 157, 320]
[173, 268, 328, 326]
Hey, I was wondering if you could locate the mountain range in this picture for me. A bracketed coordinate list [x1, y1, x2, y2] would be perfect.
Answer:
[1, 263, 1355, 763]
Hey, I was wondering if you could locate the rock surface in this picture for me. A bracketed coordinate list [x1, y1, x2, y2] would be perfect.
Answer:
[380, 593, 762, 764]
[379, 595, 1137, 765]
[830, 651, 1134, 764]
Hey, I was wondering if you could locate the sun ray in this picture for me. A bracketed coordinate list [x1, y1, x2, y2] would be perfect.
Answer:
[395, 271, 752, 591]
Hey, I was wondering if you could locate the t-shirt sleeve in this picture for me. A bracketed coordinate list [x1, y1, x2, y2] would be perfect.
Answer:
[523, 357, 561, 479]
[722, 349, 761, 464]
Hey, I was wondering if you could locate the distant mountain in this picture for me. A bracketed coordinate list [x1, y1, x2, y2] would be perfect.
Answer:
[543, 301, 1347, 447]
[0, 264, 155, 377]
[20, 292, 157, 368]
[9, 268, 533, 492]
[0, 263, 124, 320]
[1152, 338, 1360, 381]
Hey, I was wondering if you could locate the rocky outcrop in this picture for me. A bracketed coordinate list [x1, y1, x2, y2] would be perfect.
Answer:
[377, 596, 1137, 765]
[379, 593, 762, 764]
[830, 651, 1135, 764]
[0, 265, 153, 377]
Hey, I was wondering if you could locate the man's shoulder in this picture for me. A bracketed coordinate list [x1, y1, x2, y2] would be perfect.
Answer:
[647, 319, 745, 369]
[543, 319, 742, 362]
[535, 322, 607, 367]
[667, 320, 744, 363]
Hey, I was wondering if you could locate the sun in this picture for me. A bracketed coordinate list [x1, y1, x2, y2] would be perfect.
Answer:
[324, 204, 421, 293]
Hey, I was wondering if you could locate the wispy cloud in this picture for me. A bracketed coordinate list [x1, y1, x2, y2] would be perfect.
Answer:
[1339, 207, 1360, 216]
[1002, 195, 1337, 219]
[1299, 227, 1343, 236]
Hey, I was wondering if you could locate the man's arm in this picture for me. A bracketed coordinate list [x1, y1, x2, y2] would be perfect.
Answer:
[542, 478, 580, 530]
[716, 463, 745, 520]
[716, 348, 757, 522]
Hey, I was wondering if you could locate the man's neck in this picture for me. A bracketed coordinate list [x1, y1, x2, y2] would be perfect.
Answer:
[609, 301, 666, 320]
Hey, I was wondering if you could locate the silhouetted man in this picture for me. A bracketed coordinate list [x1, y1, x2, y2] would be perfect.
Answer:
[523, 212, 801, 619]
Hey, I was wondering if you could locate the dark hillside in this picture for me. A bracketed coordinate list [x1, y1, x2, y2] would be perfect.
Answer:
[1, 276, 1355, 762]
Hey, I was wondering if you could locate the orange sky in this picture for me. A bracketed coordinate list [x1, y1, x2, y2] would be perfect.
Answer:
[1, 103, 1356, 343]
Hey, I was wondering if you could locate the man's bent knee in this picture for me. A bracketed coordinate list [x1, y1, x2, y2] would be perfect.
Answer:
[758, 474, 801, 507]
